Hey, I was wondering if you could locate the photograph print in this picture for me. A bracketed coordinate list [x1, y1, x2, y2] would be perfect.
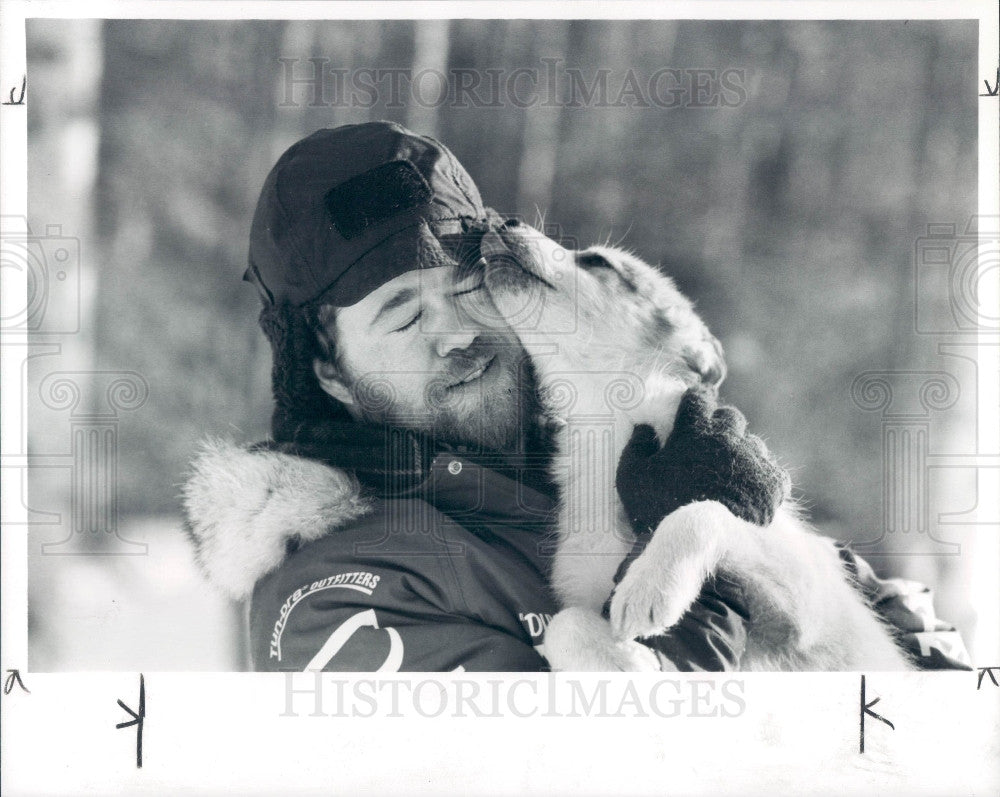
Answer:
[20, 16, 992, 675]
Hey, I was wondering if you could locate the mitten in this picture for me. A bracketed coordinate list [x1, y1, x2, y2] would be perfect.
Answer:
[615, 387, 790, 533]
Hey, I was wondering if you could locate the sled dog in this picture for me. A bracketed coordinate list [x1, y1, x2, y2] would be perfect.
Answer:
[479, 222, 912, 672]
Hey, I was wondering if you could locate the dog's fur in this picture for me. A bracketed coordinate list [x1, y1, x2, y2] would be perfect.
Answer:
[480, 223, 912, 672]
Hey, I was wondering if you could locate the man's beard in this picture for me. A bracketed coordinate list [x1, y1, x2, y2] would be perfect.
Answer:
[343, 335, 542, 452]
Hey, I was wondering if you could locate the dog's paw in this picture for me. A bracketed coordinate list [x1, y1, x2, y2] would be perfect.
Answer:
[609, 542, 710, 642]
[543, 607, 660, 672]
[609, 502, 732, 641]
[608, 566, 694, 643]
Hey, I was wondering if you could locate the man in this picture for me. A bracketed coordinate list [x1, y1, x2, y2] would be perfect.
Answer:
[182, 121, 969, 672]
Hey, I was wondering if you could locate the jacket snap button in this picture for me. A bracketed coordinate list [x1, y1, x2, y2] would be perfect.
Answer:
[447, 460, 463, 475]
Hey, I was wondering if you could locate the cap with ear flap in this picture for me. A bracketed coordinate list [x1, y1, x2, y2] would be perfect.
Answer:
[246, 121, 489, 309]
[247, 123, 499, 443]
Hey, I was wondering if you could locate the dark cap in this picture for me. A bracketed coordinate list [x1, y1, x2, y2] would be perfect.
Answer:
[246, 121, 488, 307]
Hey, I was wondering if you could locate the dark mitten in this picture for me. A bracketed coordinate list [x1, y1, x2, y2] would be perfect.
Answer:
[615, 388, 790, 532]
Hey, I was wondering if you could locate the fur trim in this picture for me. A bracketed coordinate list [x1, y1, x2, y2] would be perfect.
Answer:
[181, 438, 371, 601]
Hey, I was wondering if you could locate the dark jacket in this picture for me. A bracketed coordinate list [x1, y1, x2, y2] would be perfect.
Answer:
[182, 440, 748, 671]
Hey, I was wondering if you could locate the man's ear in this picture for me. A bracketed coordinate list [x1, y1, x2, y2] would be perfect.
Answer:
[313, 358, 355, 406]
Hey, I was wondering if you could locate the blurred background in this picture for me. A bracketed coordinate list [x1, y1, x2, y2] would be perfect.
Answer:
[24, 18, 987, 670]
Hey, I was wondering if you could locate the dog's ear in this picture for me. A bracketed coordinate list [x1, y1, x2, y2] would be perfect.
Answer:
[578, 243, 728, 388]
[681, 331, 726, 390]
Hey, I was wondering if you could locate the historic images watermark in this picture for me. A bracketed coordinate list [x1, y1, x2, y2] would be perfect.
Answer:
[913, 218, 999, 335]
[0, 219, 81, 334]
[281, 672, 747, 719]
[1, 216, 149, 554]
[279, 59, 748, 110]
[34, 370, 150, 555]
[850, 216, 1000, 555]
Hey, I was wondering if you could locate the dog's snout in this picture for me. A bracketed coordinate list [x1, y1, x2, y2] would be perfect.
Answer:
[481, 230, 537, 294]
[479, 229, 509, 262]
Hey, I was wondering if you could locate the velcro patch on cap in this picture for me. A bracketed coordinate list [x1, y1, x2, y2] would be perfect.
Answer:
[324, 159, 434, 240]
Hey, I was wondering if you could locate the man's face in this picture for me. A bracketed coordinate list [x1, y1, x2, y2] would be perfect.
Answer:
[316, 264, 534, 451]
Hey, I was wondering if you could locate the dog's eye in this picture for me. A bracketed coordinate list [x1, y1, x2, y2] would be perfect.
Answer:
[577, 252, 615, 271]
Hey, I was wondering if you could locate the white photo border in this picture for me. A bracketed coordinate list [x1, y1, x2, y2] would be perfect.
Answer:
[1, 2, 997, 794]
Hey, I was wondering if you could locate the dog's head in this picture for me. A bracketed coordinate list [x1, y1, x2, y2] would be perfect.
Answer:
[480, 221, 725, 392]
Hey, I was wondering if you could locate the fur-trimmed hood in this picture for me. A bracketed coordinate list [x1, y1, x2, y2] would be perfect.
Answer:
[181, 439, 371, 601]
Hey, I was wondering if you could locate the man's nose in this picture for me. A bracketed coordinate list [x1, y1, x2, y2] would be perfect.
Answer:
[430, 297, 479, 357]
[434, 327, 478, 358]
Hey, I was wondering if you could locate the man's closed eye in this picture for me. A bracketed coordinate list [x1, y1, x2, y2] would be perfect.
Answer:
[393, 311, 422, 333]
[451, 282, 486, 298]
